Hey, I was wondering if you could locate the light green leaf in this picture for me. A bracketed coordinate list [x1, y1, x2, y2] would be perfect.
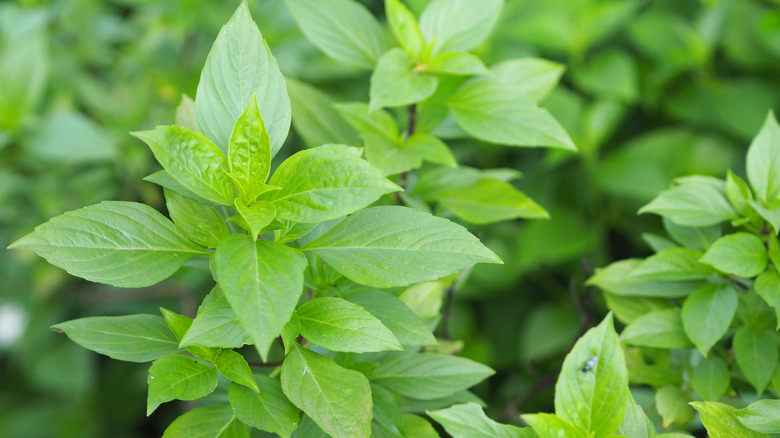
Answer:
[132, 126, 234, 205]
[398, 414, 441, 437]
[691, 402, 770, 438]
[726, 170, 753, 215]
[447, 80, 576, 150]
[691, 357, 730, 401]
[286, 78, 360, 147]
[228, 96, 271, 203]
[363, 132, 422, 176]
[285, 0, 386, 69]
[571, 49, 638, 102]
[0, 12, 47, 131]
[664, 218, 722, 251]
[747, 112, 780, 203]
[229, 375, 300, 438]
[214, 350, 259, 392]
[281, 344, 372, 438]
[51, 315, 180, 363]
[165, 188, 228, 248]
[631, 247, 712, 281]
[267, 146, 400, 223]
[620, 309, 693, 348]
[734, 326, 778, 394]
[428, 402, 529, 438]
[302, 206, 501, 288]
[618, 392, 656, 438]
[159, 308, 221, 364]
[145, 170, 213, 205]
[588, 259, 702, 298]
[334, 102, 399, 140]
[639, 177, 737, 227]
[521, 413, 584, 438]
[9, 202, 208, 288]
[418, 0, 503, 54]
[555, 314, 628, 436]
[405, 132, 457, 167]
[162, 405, 248, 438]
[371, 353, 494, 400]
[234, 199, 276, 239]
[681, 283, 738, 356]
[345, 289, 436, 347]
[490, 58, 565, 103]
[27, 112, 117, 164]
[180, 297, 252, 349]
[196, 2, 290, 154]
[749, 200, 780, 236]
[754, 268, 780, 329]
[147, 354, 218, 415]
[214, 234, 307, 360]
[700, 233, 768, 278]
[369, 48, 437, 111]
[175, 94, 199, 132]
[297, 297, 402, 353]
[281, 312, 300, 354]
[736, 400, 780, 434]
[655, 386, 694, 428]
[437, 177, 549, 224]
[427, 52, 488, 76]
[628, 364, 681, 388]
[385, 0, 424, 56]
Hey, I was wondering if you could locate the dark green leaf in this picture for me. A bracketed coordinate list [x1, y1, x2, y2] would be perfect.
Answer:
[147, 354, 218, 415]
[734, 326, 778, 394]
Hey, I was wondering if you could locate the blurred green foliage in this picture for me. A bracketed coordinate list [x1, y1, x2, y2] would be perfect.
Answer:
[2, 0, 780, 436]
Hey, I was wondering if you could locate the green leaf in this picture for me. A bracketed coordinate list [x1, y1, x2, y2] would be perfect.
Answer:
[405, 132, 457, 167]
[418, 0, 503, 54]
[631, 247, 712, 281]
[267, 146, 400, 223]
[726, 170, 753, 215]
[164, 188, 228, 248]
[371, 353, 494, 400]
[214, 234, 307, 360]
[334, 102, 399, 140]
[747, 112, 780, 203]
[664, 218, 722, 251]
[0, 12, 47, 131]
[749, 201, 780, 236]
[691, 402, 770, 438]
[214, 350, 259, 392]
[147, 354, 218, 415]
[296, 297, 402, 353]
[398, 414, 441, 437]
[285, 0, 386, 69]
[736, 400, 780, 434]
[175, 94, 199, 132]
[628, 364, 681, 387]
[620, 309, 693, 349]
[286, 78, 361, 147]
[734, 326, 779, 394]
[234, 199, 276, 239]
[447, 80, 576, 150]
[302, 206, 501, 288]
[229, 375, 300, 438]
[196, 2, 290, 154]
[681, 284, 738, 356]
[9, 201, 208, 288]
[428, 402, 529, 438]
[159, 309, 222, 363]
[638, 177, 737, 227]
[345, 289, 437, 347]
[228, 96, 271, 203]
[521, 413, 584, 438]
[132, 126, 234, 205]
[754, 268, 780, 330]
[700, 233, 768, 278]
[180, 297, 252, 349]
[363, 132, 422, 176]
[655, 386, 694, 427]
[490, 58, 565, 103]
[618, 392, 656, 438]
[162, 405, 248, 438]
[51, 315, 180, 363]
[369, 48, 437, 111]
[427, 52, 488, 76]
[440, 178, 549, 224]
[145, 170, 213, 205]
[571, 49, 638, 102]
[281, 344, 372, 438]
[385, 0, 424, 56]
[281, 312, 300, 354]
[691, 357, 730, 401]
[588, 259, 702, 298]
[555, 314, 628, 436]
[371, 383, 403, 434]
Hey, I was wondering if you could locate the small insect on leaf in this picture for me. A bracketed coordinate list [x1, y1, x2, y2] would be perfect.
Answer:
[582, 356, 598, 373]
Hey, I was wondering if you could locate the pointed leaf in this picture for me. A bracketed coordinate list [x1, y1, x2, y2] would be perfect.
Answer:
[228, 96, 271, 202]
[165, 188, 228, 248]
[162, 405, 248, 438]
[491, 58, 565, 103]
[734, 326, 778, 394]
[286, 78, 360, 147]
[521, 413, 585, 438]
[369, 48, 437, 111]
[639, 177, 737, 227]
[655, 386, 694, 427]
[345, 289, 437, 347]
[691, 357, 730, 402]
[631, 247, 712, 281]
[180, 297, 252, 349]
[363, 132, 422, 176]
[405, 132, 456, 167]
[618, 392, 656, 438]
[681, 283, 738, 356]
[754, 267, 780, 329]
[736, 400, 780, 434]
[428, 402, 529, 438]
[691, 402, 769, 438]
[333, 102, 398, 140]
[427, 52, 488, 76]
[620, 308, 693, 349]
[147, 354, 218, 415]
[385, 0, 424, 56]
[214, 350, 259, 392]
[700, 233, 767, 278]
[234, 199, 276, 239]
[588, 259, 702, 298]
[418, 0, 503, 54]
[436, 177, 549, 224]
[747, 112, 780, 203]
[229, 375, 300, 438]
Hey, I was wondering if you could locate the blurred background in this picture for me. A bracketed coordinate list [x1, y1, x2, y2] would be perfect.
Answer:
[1, 0, 779, 436]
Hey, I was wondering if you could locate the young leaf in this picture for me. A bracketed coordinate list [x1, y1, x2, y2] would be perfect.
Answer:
[162, 405, 248, 438]
[214, 350, 259, 393]
[428, 402, 530, 438]
[631, 247, 712, 281]
[145, 170, 213, 205]
[159, 308, 221, 363]
[436, 177, 549, 224]
[345, 289, 437, 347]
[228, 96, 271, 203]
[296, 297, 403, 353]
[302, 206, 502, 288]
[620, 308, 693, 349]
[196, 2, 290, 155]
[733, 326, 778, 394]
[164, 188, 228, 248]
[179, 297, 251, 349]
[418, 0, 503, 54]
[655, 386, 694, 427]
[281, 312, 300, 354]
[726, 170, 753, 215]
[229, 375, 300, 438]
[427, 52, 489, 76]
[491, 58, 565, 103]
[132, 126, 234, 205]
[9, 201, 209, 288]
[286, 78, 360, 147]
[175, 94, 199, 133]
[554, 314, 628, 436]
[588, 259, 702, 299]
[385, 0, 424, 56]
[233, 199, 276, 239]
[281, 344, 373, 438]
[214, 234, 307, 360]
[754, 268, 780, 329]
[405, 132, 457, 167]
[334, 102, 399, 140]
[51, 315, 180, 363]
[521, 413, 585, 438]
[371, 353, 494, 400]
[690, 402, 770, 438]
[267, 146, 400, 223]
[618, 392, 655, 438]
[639, 177, 737, 227]
[735, 400, 780, 434]
[681, 283, 738, 356]
[447, 80, 576, 150]
[285, 0, 386, 69]
[363, 132, 423, 176]
[369, 48, 437, 111]
[700, 233, 767, 278]
[746, 112, 780, 204]
[147, 354, 218, 415]
[691, 357, 730, 401]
